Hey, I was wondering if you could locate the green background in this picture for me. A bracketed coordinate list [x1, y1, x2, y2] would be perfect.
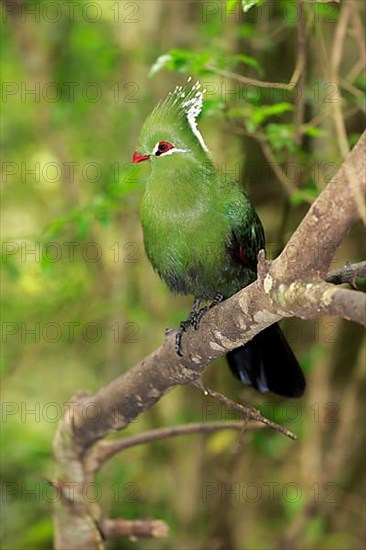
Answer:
[1, 1, 365, 548]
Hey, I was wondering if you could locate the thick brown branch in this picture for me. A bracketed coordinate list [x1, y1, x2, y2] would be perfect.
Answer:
[270, 280, 366, 326]
[271, 131, 366, 280]
[67, 278, 365, 452]
[66, 279, 365, 453]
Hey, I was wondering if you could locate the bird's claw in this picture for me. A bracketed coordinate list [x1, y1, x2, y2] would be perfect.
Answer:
[191, 294, 224, 330]
[175, 294, 225, 356]
[175, 331, 184, 357]
[191, 307, 208, 330]
[175, 320, 190, 356]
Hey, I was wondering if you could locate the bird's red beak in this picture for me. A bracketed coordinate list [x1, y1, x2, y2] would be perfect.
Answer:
[132, 150, 150, 163]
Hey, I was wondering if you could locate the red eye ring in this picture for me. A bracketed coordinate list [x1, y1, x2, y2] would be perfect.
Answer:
[156, 141, 174, 155]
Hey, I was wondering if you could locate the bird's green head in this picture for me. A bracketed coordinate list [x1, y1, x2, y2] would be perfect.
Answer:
[132, 81, 211, 166]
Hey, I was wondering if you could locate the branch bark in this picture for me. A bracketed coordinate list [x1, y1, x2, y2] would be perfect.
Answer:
[326, 260, 366, 286]
[53, 131, 366, 549]
[100, 518, 169, 540]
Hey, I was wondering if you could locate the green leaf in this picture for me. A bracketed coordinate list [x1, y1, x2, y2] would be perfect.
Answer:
[265, 102, 294, 114]
[228, 103, 293, 132]
[241, 0, 265, 13]
[265, 123, 297, 153]
[302, 126, 326, 138]
[149, 49, 211, 77]
[201, 98, 226, 116]
[228, 53, 264, 76]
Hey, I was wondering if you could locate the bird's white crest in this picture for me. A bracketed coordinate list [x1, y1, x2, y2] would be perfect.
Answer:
[168, 80, 209, 153]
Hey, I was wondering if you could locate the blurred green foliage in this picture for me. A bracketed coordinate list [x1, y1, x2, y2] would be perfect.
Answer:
[1, 0, 365, 549]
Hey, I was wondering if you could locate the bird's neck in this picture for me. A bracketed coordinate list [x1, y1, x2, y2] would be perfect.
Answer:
[145, 154, 217, 212]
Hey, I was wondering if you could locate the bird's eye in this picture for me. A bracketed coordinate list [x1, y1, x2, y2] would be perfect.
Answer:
[155, 141, 174, 156]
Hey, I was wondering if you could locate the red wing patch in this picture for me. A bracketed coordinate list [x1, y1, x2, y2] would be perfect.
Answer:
[239, 247, 250, 267]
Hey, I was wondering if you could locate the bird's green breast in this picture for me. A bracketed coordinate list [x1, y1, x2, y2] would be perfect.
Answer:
[140, 158, 254, 298]
[141, 199, 228, 294]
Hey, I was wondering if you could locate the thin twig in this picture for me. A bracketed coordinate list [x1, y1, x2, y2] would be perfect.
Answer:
[205, 64, 301, 91]
[348, 0, 366, 69]
[100, 518, 168, 540]
[259, 139, 294, 196]
[329, 1, 352, 158]
[206, 389, 298, 441]
[301, 104, 359, 134]
[340, 78, 365, 98]
[85, 421, 264, 475]
[294, 0, 306, 148]
[231, 126, 294, 196]
[346, 58, 366, 83]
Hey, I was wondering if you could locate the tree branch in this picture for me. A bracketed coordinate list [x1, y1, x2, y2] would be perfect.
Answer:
[100, 518, 169, 539]
[205, 389, 298, 441]
[85, 420, 264, 476]
[269, 279, 366, 325]
[271, 131, 366, 280]
[326, 261, 366, 286]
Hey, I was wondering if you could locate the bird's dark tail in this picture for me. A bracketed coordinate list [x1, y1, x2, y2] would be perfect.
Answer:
[226, 323, 306, 398]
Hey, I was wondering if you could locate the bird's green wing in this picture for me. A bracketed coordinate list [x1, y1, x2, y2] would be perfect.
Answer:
[227, 190, 265, 274]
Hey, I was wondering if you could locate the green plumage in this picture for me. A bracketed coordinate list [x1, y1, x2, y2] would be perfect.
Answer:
[133, 81, 306, 398]
[136, 82, 264, 299]
[141, 157, 264, 298]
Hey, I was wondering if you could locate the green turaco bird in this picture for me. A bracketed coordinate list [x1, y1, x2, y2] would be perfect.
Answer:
[132, 80, 306, 397]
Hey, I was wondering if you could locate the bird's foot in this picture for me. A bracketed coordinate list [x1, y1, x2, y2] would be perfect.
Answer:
[190, 306, 210, 330]
[175, 294, 224, 356]
[175, 298, 202, 356]
[175, 320, 191, 357]
[191, 293, 224, 330]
